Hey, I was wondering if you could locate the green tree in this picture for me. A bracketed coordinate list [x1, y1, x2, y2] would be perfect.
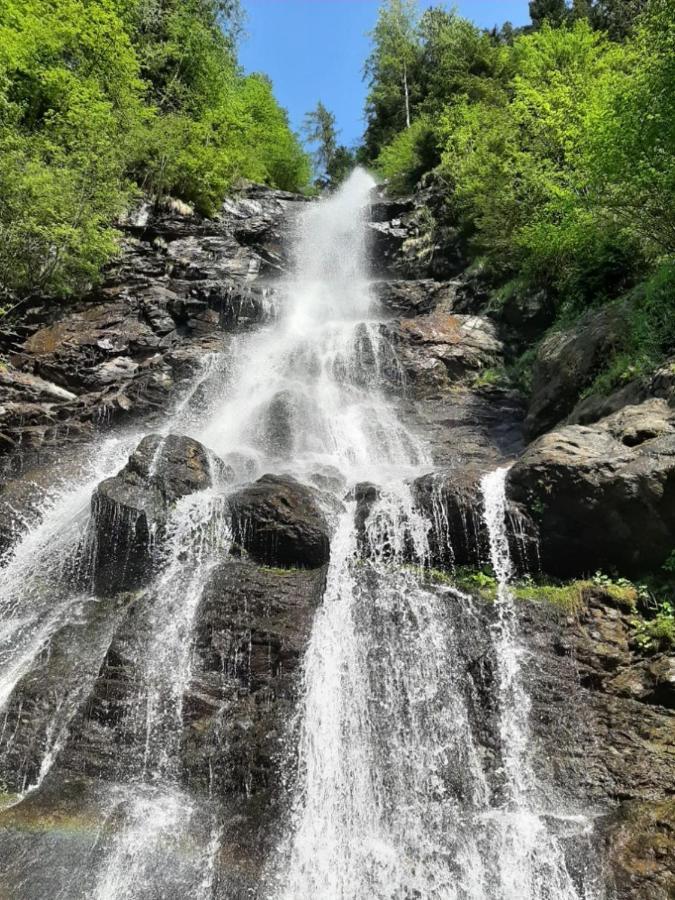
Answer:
[303, 101, 354, 188]
[0, 0, 144, 296]
[529, 0, 570, 28]
[418, 7, 499, 112]
[303, 102, 339, 178]
[0, 0, 310, 297]
[588, 0, 648, 38]
[585, 0, 675, 252]
[363, 0, 420, 158]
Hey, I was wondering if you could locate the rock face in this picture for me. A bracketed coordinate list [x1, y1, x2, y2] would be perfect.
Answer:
[2, 180, 674, 900]
[509, 399, 675, 577]
[0, 186, 305, 473]
[371, 278, 456, 317]
[395, 310, 503, 384]
[517, 586, 675, 900]
[524, 303, 628, 438]
[91, 433, 221, 592]
[182, 558, 327, 888]
[228, 474, 330, 569]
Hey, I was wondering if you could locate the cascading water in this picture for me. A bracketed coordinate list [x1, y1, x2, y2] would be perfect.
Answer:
[0, 169, 605, 899]
[481, 468, 594, 900]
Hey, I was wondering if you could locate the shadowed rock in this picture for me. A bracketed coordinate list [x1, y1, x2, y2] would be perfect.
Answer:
[509, 400, 675, 577]
[91, 434, 226, 593]
[228, 474, 330, 569]
[525, 302, 628, 438]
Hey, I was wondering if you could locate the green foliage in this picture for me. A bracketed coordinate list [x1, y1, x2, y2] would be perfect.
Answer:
[529, 0, 570, 29]
[0, 0, 309, 298]
[591, 570, 642, 607]
[587, 260, 675, 394]
[472, 367, 507, 389]
[303, 101, 354, 190]
[633, 600, 675, 651]
[374, 117, 436, 193]
[363, 0, 420, 158]
[0, 0, 143, 296]
[511, 579, 590, 611]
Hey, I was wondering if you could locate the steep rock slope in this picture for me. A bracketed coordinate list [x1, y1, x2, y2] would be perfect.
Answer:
[0, 183, 672, 898]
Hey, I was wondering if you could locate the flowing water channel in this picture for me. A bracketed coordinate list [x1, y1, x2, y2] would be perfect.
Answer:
[0, 170, 603, 898]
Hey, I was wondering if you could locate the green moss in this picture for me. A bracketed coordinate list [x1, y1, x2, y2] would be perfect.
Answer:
[259, 564, 304, 576]
[511, 581, 589, 612]
[633, 601, 675, 652]
[590, 571, 639, 610]
[472, 367, 508, 390]
[0, 791, 21, 811]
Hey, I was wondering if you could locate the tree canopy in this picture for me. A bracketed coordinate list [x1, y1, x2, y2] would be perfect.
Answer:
[364, 0, 675, 396]
[0, 0, 310, 298]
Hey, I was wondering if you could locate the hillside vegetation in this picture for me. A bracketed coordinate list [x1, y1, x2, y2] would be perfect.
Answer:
[0, 0, 310, 298]
[364, 0, 675, 395]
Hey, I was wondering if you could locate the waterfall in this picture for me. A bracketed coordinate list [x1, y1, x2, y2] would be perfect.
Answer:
[0, 170, 605, 898]
[481, 468, 592, 900]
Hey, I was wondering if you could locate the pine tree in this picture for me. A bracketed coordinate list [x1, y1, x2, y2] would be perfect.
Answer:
[303, 102, 338, 174]
[529, 0, 570, 28]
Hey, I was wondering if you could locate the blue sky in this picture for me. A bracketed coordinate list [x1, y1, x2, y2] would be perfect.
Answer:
[239, 1, 531, 148]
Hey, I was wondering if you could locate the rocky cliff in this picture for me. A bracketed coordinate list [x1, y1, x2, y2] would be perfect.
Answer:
[0, 183, 672, 898]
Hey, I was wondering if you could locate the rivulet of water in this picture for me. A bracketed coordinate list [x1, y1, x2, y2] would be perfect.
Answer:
[481, 467, 600, 900]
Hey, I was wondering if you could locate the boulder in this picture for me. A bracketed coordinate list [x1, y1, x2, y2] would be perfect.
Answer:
[371, 279, 455, 317]
[91, 434, 224, 593]
[525, 302, 628, 438]
[412, 470, 537, 573]
[228, 474, 330, 568]
[393, 311, 503, 393]
[509, 400, 675, 577]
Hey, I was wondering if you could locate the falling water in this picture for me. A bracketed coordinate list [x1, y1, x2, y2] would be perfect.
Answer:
[481, 468, 597, 900]
[0, 170, 604, 898]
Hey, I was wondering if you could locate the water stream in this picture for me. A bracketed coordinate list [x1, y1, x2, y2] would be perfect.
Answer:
[0, 170, 603, 898]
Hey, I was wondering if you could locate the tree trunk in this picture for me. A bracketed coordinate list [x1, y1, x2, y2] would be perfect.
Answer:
[403, 62, 411, 129]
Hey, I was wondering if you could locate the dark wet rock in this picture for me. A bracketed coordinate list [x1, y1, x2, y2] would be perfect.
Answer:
[0, 593, 134, 794]
[350, 481, 380, 548]
[500, 286, 556, 344]
[307, 464, 346, 495]
[368, 195, 415, 223]
[606, 800, 675, 900]
[181, 558, 327, 884]
[228, 474, 330, 569]
[512, 587, 675, 899]
[91, 434, 223, 593]
[371, 279, 456, 317]
[525, 303, 628, 439]
[412, 470, 536, 574]
[368, 184, 467, 280]
[412, 471, 484, 569]
[368, 220, 411, 275]
[509, 400, 675, 578]
[401, 385, 525, 471]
